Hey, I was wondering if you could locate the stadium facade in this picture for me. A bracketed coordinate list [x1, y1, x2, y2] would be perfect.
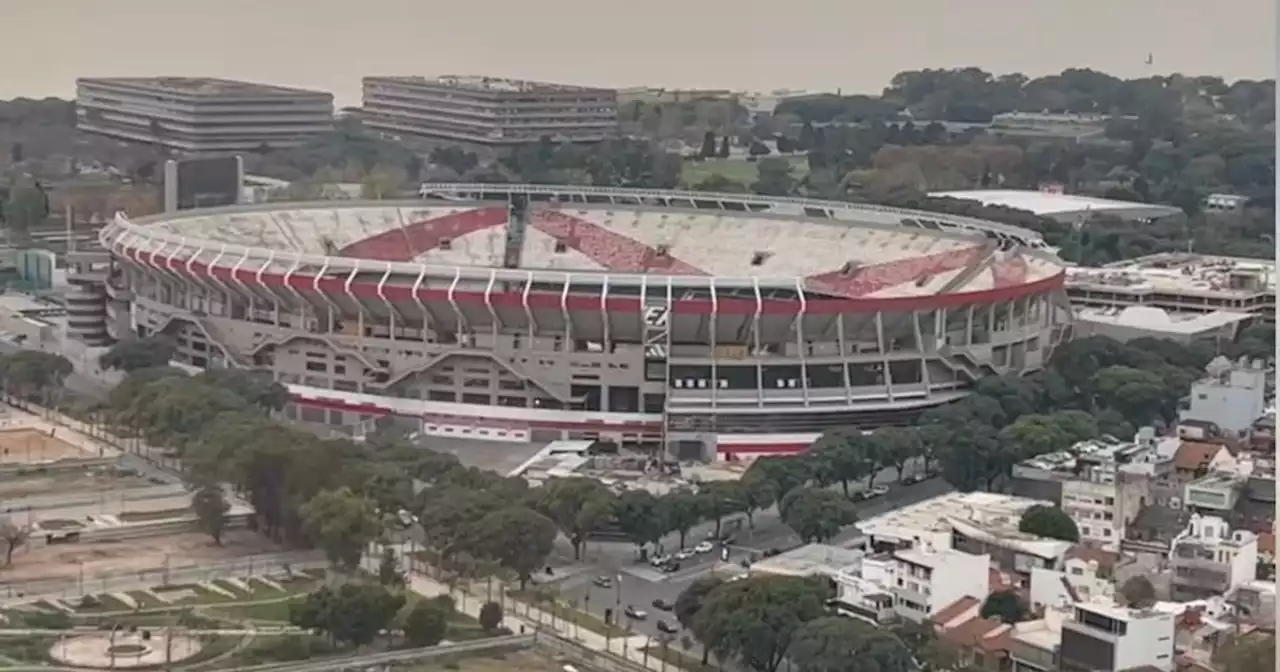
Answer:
[96, 184, 1073, 457]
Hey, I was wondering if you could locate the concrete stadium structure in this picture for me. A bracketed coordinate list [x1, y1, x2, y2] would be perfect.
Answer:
[96, 184, 1073, 457]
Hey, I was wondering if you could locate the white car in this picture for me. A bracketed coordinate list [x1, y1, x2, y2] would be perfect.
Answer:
[674, 549, 695, 560]
[650, 554, 671, 567]
[694, 541, 715, 554]
[867, 485, 889, 498]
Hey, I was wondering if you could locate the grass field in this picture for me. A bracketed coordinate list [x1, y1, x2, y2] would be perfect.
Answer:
[680, 155, 809, 187]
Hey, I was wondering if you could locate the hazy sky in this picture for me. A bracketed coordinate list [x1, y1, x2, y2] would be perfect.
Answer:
[2, 0, 1274, 107]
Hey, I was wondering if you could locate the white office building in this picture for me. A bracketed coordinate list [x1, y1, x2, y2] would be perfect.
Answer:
[1060, 600, 1177, 671]
[1169, 515, 1259, 601]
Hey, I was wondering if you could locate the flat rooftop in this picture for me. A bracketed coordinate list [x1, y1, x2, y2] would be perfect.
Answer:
[859, 491, 1074, 560]
[365, 75, 613, 95]
[78, 77, 331, 99]
[930, 189, 1182, 220]
[1076, 306, 1254, 333]
[1070, 253, 1276, 295]
[750, 543, 868, 577]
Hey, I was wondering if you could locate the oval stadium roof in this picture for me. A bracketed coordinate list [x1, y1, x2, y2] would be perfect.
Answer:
[930, 189, 1183, 222]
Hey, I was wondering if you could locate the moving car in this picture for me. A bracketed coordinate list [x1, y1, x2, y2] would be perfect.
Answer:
[593, 575, 613, 588]
[649, 554, 671, 567]
[657, 620, 679, 634]
[694, 541, 715, 554]
[674, 549, 694, 560]
[624, 605, 648, 620]
[660, 561, 681, 573]
[652, 598, 674, 611]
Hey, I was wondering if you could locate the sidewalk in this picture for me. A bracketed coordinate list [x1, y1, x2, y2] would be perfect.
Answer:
[405, 571, 673, 671]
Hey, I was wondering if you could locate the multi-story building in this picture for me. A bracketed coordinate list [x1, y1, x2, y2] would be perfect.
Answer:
[1065, 253, 1275, 324]
[1059, 600, 1176, 672]
[361, 76, 618, 146]
[891, 544, 991, 622]
[746, 541, 990, 626]
[1169, 515, 1258, 601]
[1012, 435, 1169, 549]
[1179, 356, 1269, 436]
[1013, 601, 1177, 672]
[75, 77, 335, 154]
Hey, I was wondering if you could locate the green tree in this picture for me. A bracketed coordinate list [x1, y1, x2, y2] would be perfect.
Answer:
[980, 591, 1028, 624]
[377, 547, 404, 587]
[1216, 634, 1276, 672]
[2, 184, 47, 241]
[663, 489, 704, 549]
[99, 336, 177, 372]
[873, 427, 924, 482]
[191, 484, 230, 546]
[1018, 505, 1079, 542]
[1118, 576, 1157, 608]
[789, 616, 916, 672]
[403, 597, 452, 647]
[0, 518, 30, 567]
[808, 429, 869, 497]
[478, 601, 504, 632]
[745, 456, 811, 502]
[300, 487, 382, 571]
[741, 477, 777, 529]
[779, 487, 858, 543]
[0, 351, 72, 405]
[697, 481, 745, 537]
[752, 157, 795, 195]
[675, 577, 724, 664]
[460, 506, 556, 588]
[291, 582, 404, 648]
[196, 368, 289, 412]
[691, 575, 832, 672]
[536, 478, 615, 560]
[613, 490, 667, 557]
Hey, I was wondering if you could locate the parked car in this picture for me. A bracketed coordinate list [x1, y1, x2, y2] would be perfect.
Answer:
[674, 549, 695, 560]
[661, 561, 681, 573]
[652, 598, 674, 611]
[624, 605, 648, 620]
[694, 541, 715, 554]
[657, 620, 679, 634]
[649, 554, 671, 567]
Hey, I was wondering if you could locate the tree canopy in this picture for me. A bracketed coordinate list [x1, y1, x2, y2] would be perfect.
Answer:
[1018, 505, 1080, 542]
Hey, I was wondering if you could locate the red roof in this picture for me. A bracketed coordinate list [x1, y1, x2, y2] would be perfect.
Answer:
[929, 596, 981, 627]
[1174, 441, 1229, 472]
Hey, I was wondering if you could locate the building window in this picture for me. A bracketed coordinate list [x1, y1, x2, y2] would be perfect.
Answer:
[305, 361, 327, 372]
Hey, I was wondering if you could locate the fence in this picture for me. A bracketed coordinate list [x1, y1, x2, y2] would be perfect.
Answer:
[536, 631, 657, 672]
[0, 550, 325, 601]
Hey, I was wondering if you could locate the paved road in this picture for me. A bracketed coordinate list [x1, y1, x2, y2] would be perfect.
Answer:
[552, 468, 953, 641]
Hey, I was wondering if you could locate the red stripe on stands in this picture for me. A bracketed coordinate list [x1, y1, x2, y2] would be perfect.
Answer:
[806, 246, 986, 298]
[132, 250, 1063, 315]
[340, 207, 509, 261]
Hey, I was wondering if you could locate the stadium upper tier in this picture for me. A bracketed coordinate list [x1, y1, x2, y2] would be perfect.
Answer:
[121, 194, 1063, 303]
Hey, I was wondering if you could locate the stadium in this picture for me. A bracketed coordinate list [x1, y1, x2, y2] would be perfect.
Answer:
[98, 183, 1073, 458]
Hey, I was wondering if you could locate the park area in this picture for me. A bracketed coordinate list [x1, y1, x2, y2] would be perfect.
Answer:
[0, 428, 100, 465]
[680, 154, 809, 188]
[0, 568, 503, 670]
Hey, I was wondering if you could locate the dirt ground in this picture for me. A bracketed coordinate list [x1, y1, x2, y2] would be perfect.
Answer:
[0, 530, 280, 584]
[0, 430, 95, 464]
[401, 649, 570, 672]
[0, 471, 154, 500]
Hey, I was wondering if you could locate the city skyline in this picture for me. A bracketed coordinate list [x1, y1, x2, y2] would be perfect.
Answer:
[2, 0, 1273, 107]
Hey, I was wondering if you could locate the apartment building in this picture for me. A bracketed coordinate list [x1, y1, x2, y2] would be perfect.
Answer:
[1013, 436, 1166, 549]
[76, 77, 335, 154]
[361, 75, 619, 146]
[892, 545, 991, 623]
[748, 541, 990, 625]
[1169, 515, 1259, 601]
[1180, 356, 1270, 436]
[1059, 601, 1176, 672]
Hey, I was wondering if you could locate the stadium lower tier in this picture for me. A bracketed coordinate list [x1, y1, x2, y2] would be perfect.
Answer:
[110, 257, 1070, 456]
